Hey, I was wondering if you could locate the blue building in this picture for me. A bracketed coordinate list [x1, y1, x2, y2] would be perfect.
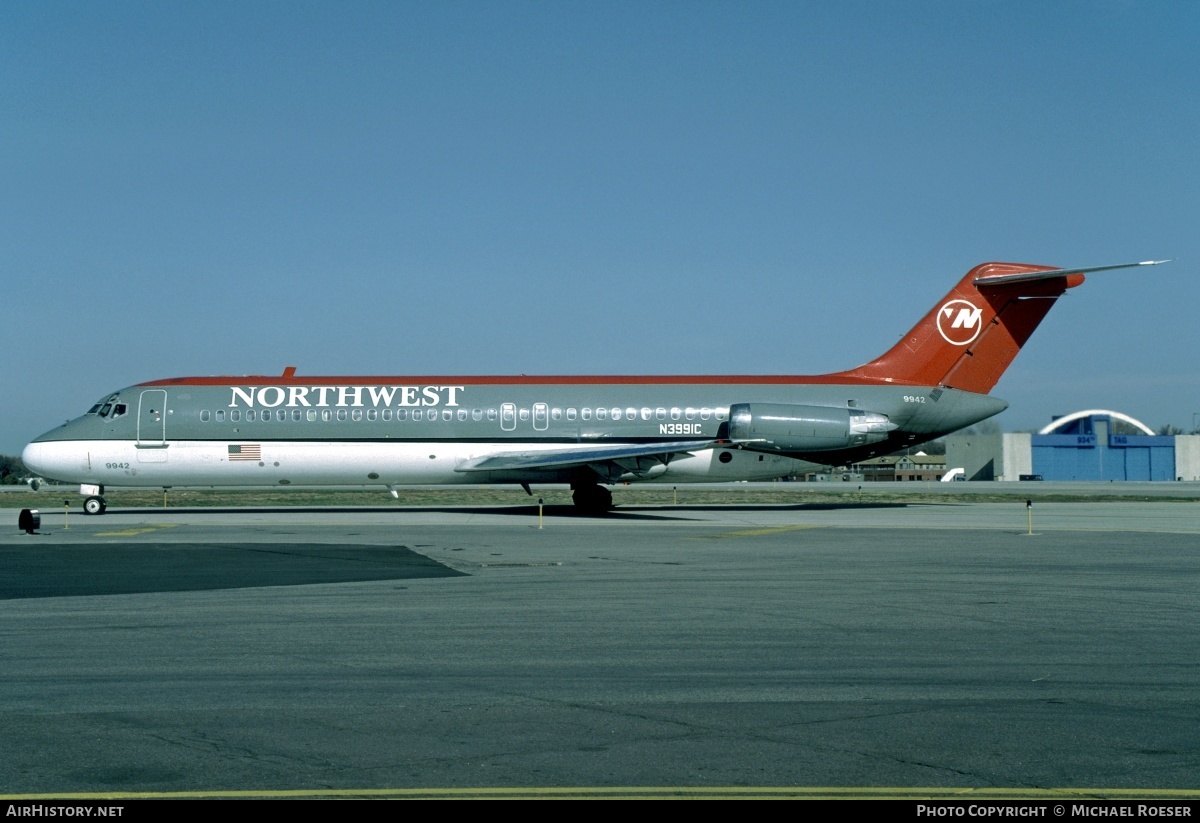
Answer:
[946, 411, 1200, 482]
[1032, 411, 1176, 481]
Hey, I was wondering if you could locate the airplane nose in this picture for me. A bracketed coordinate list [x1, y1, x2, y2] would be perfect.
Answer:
[22, 441, 49, 477]
[21, 440, 72, 481]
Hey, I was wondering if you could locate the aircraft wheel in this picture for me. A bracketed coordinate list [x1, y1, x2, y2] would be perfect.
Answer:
[83, 496, 106, 515]
[571, 484, 613, 515]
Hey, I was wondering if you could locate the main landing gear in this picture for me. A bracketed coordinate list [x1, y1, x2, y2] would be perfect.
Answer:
[83, 496, 107, 515]
[571, 483, 613, 516]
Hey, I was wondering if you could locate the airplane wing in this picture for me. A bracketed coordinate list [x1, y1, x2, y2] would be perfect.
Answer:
[455, 440, 720, 479]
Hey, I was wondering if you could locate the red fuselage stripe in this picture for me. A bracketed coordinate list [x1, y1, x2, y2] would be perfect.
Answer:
[138, 374, 905, 388]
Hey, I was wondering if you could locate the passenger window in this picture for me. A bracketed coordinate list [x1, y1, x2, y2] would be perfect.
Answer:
[472, 408, 483, 421]
[519, 408, 529, 421]
[715, 408, 727, 421]
[700, 408, 711, 420]
[611, 408, 622, 420]
[671, 408, 681, 420]
[656, 408, 665, 420]
[352, 409, 362, 421]
[382, 409, 392, 421]
[307, 409, 317, 421]
[230, 410, 240, 422]
[412, 409, 423, 421]
[457, 409, 468, 421]
[685, 408, 696, 420]
[216, 410, 225, 422]
[551, 408, 562, 421]
[443, 409, 452, 421]
[583, 408, 593, 420]
[486, 408, 497, 421]
[567, 408, 577, 421]
[595, 408, 606, 420]
[247, 410, 256, 421]
[200, 410, 211, 422]
[276, 409, 286, 421]
[367, 409, 377, 421]
[292, 410, 303, 422]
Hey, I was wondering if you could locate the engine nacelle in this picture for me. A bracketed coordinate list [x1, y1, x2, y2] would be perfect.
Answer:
[727, 403, 896, 453]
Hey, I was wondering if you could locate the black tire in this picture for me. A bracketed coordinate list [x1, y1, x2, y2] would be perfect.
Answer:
[83, 496, 106, 515]
[571, 484, 613, 515]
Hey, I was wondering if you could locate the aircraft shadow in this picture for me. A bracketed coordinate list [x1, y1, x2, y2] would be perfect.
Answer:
[95, 505, 697, 522]
[616, 502, 912, 513]
[81, 500, 913, 522]
[0, 543, 465, 600]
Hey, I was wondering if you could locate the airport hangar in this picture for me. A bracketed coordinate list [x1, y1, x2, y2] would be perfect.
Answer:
[945, 410, 1200, 482]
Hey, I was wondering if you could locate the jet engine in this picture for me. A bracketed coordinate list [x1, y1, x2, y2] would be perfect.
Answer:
[727, 403, 896, 453]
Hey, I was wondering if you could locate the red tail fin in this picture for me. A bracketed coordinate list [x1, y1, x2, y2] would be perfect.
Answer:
[836, 262, 1084, 394]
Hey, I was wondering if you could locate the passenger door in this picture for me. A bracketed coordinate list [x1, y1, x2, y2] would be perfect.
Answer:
[136, 389, 169, 461]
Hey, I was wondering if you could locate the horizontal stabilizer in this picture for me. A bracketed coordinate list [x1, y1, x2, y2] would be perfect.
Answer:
[973, 259, 1169, 287]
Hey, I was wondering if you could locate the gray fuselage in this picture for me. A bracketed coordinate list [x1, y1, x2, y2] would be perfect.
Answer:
[24, 376, 1006, 491]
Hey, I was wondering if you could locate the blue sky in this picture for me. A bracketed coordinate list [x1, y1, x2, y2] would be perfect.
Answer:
[3, 1, 1197, 453]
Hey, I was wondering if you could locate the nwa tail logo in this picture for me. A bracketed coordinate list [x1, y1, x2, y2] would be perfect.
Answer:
[936, 299, 984, 345]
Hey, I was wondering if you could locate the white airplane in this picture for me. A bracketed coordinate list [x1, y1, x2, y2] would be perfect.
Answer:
[22, 260, 1164, 514]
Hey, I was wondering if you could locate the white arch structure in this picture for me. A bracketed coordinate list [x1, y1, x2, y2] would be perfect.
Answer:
[1038, 409, 1155, 436]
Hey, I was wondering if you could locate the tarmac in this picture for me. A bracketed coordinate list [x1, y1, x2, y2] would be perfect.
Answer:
[1, 494, 1198, 799]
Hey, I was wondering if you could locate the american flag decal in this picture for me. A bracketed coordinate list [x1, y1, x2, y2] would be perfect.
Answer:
[228, 444, 262, 461]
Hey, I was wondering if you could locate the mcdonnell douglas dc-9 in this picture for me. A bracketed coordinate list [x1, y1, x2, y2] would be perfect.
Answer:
[23, 261, 1163, 515]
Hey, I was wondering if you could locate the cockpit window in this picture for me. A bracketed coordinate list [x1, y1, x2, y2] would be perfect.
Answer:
[91, 395, 120, 416]
[112, 403, 127, 417]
